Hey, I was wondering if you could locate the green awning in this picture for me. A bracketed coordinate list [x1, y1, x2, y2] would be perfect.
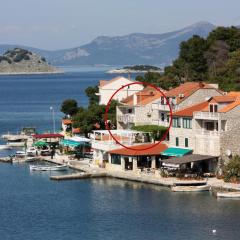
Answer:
[33, 141, 48, 147]
[60, 139, 91, 148]
[161, 147, 192, 157]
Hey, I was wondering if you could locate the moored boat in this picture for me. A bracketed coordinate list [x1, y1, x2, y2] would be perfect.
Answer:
[217, 191, 240, 198]
[29, 164, 68, 171]
[171, 180, 210, 192]
[0, 145, 12, 150]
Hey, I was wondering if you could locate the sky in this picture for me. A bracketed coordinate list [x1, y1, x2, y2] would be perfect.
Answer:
[0, 0, 240, 50]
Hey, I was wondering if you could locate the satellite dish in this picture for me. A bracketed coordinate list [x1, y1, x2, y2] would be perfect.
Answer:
[225, 149, 232, 157]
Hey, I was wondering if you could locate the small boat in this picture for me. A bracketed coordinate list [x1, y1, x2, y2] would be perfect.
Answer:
[15, 151, 27, 157]
[171, 180, 210, 192]
[217, 191, 240, 198]
[0, 145, 12, 150]
[29, 164, 68, 171]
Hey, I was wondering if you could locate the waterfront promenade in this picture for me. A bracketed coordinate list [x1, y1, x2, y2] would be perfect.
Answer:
[42, 155, 240, 191]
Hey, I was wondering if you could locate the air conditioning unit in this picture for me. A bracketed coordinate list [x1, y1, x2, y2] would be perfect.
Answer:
[179, 93, 185, 98]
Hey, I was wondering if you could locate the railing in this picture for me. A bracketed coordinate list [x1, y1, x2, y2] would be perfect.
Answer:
[152, 103, 177, 111]
[152, 120, 170, 127]
[194, 112, 220, 120]
[117, 114, 135, 123]
[195, 129, 221, 136]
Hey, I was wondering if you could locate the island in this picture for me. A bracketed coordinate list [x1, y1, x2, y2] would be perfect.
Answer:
[0, 48, 61, 75]
[107, 65, 163, 74]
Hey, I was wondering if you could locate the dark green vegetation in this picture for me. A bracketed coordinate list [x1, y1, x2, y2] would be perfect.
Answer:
[61, 86, 117, 136]
[137, 27, 240, 91]
[131, 125, 168, 141]
[224, 156, 240, 183]
[0, 48, 33, 64]
[123, 65, 161, 71]
[61, 99, 78, 116]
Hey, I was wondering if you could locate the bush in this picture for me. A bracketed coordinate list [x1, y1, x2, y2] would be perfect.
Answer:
[224, 156, 240, 182]
[131, 125, 168, 141]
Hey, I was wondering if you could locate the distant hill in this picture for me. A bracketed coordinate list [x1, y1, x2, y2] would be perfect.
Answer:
[0, 21, 216, 66]
[0, 48, 60, 74]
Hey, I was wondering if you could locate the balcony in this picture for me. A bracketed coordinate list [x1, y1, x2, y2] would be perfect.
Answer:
[195, 129, 221, 136]
[194, 112, 220, 120]
[152, 103, 177, 111]
[117, 114, 135, 123]
[152, 119, 170, 127]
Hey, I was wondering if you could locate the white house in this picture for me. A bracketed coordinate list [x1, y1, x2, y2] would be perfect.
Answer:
[97, 76, 143, 105]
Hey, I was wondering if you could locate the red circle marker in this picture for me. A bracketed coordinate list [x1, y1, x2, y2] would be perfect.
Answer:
[104, 81, 172, 151]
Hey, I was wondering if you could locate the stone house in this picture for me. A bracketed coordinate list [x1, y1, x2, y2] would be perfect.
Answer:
[169, 93, 240, 163]
[151, 82, 223, 127]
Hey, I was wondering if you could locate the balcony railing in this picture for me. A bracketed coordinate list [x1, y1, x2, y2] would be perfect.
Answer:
[117, 114, 135, 123]
[194, 112, 220, 120]
[152, 103, 177, 111]
[152, 120, 170, 127]
[195, 129, 221, 136]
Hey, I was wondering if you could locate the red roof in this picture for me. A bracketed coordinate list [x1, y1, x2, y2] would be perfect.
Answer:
[62, 119, 72, 125]
[121, 87, 164, 106]
[33, 133, 64, 139]
[166, 82, 222, 104]
[108, 143, 168, 156]
[172, 101, 209, 117]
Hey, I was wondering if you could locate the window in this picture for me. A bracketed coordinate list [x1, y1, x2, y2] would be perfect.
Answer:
[176, 137, 179, 147]
[161, 113, 165, 121]
[111, 154, 121, 165]
[185, 138, 189, 148]
[173, 117, 181, 128]
[210, 104, 218, 113]
[183, 118, 192, 129]
[161, 97, 164, 105]
[127, 108, 133, 114]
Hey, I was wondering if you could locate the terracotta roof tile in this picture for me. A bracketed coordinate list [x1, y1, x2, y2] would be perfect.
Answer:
[109, 143, 168, 156]
[121, 87, 164, 106]
[172, 101, 209, 117]
[62, 119, 72, 125]
[219, 100, 240, 113]
[166, 82, 222, 104]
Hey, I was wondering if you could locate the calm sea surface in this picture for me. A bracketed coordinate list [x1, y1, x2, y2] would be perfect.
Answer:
[0, 68, 239, 240]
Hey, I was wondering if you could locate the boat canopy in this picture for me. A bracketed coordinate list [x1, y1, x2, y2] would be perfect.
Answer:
[60, 139, 90, 148]
[33, 141, 48, 147]
[161, 147, 192, 157]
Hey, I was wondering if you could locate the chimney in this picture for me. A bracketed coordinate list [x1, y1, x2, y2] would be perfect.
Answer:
[199, 82, 205, 88]
[133, 94, 137, 105]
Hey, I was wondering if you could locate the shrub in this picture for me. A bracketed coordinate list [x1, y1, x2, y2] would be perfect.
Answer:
[224, 156, 240, 182]
[131, 125, 168, 141]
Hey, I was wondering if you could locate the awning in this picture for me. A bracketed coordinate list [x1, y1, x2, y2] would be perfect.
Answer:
[162, 154, 217, 165]
[33, 141, 48, 147]
[60, 139, 91, 148]
[161, 147, 192, 157]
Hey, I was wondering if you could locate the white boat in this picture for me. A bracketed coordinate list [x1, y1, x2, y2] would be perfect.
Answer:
[171, 180, 210, 192]
[217, 191, 240, 198]
[29, 164, 68, 171]
[15, 151, 27, 157]
[172, 185, 210, 192]
[0, 145, 12, 150]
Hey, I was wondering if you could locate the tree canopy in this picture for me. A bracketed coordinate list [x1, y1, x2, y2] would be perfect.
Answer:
[136, 26, 240, 91]
[61, 99, 78, 116]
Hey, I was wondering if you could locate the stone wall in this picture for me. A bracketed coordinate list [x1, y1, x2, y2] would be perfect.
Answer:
[220, 105, 240, 162]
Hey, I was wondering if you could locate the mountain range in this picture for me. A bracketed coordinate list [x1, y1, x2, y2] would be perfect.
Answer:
[0, 21, 216, 66]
